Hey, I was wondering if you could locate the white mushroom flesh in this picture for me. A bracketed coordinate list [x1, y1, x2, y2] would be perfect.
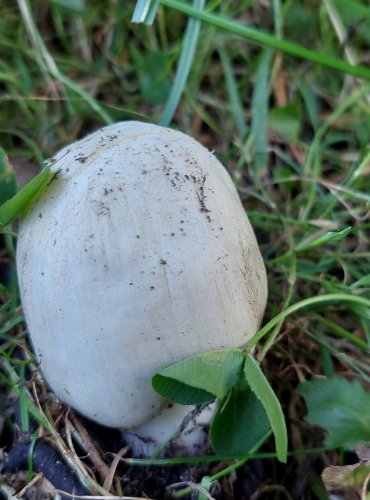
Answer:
[17, 122, 268, 429]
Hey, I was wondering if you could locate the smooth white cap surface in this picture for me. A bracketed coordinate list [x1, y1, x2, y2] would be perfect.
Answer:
[17, 122, 267, 428]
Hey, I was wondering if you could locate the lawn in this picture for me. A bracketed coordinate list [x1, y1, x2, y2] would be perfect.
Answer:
[1, 1, 370, 498]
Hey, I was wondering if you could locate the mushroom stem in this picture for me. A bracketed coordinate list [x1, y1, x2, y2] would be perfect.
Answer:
[123, 402, 217, 457]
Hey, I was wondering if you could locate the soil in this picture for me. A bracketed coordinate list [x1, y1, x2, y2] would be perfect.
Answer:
[0, 395, 269, 499]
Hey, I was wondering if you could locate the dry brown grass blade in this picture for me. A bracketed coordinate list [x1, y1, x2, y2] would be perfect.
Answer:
[69, 413, 111, 483]
[103, 446, 130, 493]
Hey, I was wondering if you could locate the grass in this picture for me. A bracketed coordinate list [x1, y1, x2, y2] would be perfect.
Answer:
[1, 0, 370, 498]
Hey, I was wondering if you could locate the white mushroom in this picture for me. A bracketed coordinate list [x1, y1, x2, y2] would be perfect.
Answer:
[16, 122, 267, 454]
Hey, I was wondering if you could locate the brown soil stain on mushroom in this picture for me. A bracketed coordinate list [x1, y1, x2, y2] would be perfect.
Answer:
[159, 145, 213, 224]
[195, 173, 211, 217]
[94, 200, 110, 216]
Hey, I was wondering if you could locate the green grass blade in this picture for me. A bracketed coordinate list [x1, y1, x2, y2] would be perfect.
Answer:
[0, 315, 24, 335]
[302, 83, 370, 220]
[251, 49, 272, 175]
[351, 149, 370, 182]
[247, 293, 370, 348]
[333, 0, 370, 19]
[0, 127, 45, 164]
[272, 0, 283, 38]
[18, 0, 112, 124]
[212, 431, 271, 478]
[295, 226, 352, 253]
[145, 0, 160, 24]
[244, 353, 287, 463]
[54, 73, 113, 125]
[218, 47, 248, 139]
[314, 315, 368, 351]
[124, 445, 335, 466]
[27, 434, 38, 481]
[132, 0, 153, 22]
[18, 363, 30, 432]
[159, 0, 205, 126]
[0, 148, 17, 205]
[160, 0, 370, 80]
[0, 167, 51, 228]
[132, 0, 160, 24]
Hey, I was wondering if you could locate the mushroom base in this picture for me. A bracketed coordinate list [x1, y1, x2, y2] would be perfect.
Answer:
[123, 402, 217, 457]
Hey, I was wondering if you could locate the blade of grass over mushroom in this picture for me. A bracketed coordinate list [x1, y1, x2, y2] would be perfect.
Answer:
[210, 376, 271, 455]
[0, 167, 51, 228]
[243, 353, 287, 463]
[246, 293, 370, 349]
[159, 0, 370, 80]
[152, 349, 245, 403]
[159, 0, 205, 127]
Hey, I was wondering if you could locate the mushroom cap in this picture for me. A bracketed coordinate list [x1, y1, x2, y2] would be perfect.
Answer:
[17, 122, 267, 428]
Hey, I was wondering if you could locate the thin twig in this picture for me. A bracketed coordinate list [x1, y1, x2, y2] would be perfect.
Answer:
[69, 412, 111, 483]
[17, 472, 45, 497]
